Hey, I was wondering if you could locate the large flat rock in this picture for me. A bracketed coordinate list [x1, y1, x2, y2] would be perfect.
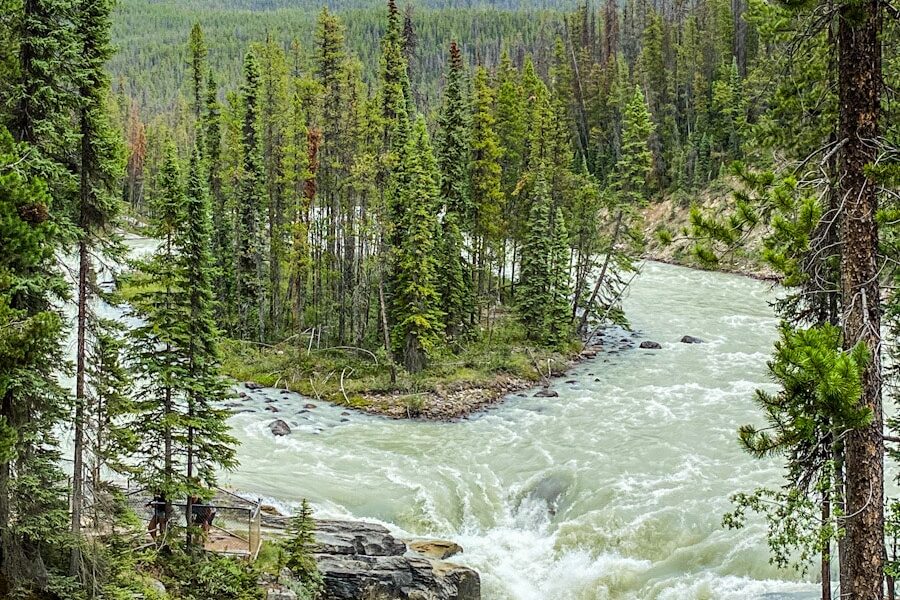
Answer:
[300, 519, 480, 600]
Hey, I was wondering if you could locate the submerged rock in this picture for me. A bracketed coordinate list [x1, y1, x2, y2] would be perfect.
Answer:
[680, 335, 703, 344]
[640, 341, 662, 350]
[534, 388, 559, 398]
[269, 420, 291, 436]
[304, 403, 318, 410]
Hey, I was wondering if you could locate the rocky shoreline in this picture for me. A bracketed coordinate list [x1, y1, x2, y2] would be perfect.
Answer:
[239, 338, 626, 424]
[263, 518, 480, 600]
[236, 324, 723, 425]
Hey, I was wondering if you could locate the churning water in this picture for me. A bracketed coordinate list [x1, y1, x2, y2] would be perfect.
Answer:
[218, 261, 827, 599]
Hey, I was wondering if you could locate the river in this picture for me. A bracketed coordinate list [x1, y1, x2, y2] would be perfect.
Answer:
[214, 260, 829, 599]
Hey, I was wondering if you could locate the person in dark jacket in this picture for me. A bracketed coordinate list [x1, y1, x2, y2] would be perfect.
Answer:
[147, 492, 168, 539]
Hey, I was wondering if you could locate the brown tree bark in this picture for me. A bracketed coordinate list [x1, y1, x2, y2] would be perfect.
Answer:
[837, 0, 883, 596]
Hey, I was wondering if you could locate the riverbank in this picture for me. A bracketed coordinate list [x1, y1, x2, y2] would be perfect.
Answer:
[640, 181, 778, 281]
[220, 317, 625, 421]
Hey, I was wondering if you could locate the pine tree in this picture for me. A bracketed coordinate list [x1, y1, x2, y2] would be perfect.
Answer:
[391, 117, 444, 374]
[86, 318, 135, 486]
[0, 127, 72, 593]
[236, 50, 267, 344]
[577, 86, 651, 335]
[436, 41, 471, 222]
[282, 86, 311, 336]
[69, 0, 125, 574]
[127, 145, 236, 538]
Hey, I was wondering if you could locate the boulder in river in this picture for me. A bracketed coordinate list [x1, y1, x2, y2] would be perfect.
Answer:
[304, 403, 318, 410]
[266, 406, 279, 413]
[680, 335, 703, 344]
[408, 539, 463, 560]
[640, 341, 662, 350]
[534, 388, 559, 398]
[269, 420, 291, 436]
[246, 382, 264, 390]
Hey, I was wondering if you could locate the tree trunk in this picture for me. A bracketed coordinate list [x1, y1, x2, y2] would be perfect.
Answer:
[821, 495, 832, 600]
[378, 276, 396, 385]
[577, 210, 623, 334]
[837, 0, 883, 596]
[70, 240, 89, 576]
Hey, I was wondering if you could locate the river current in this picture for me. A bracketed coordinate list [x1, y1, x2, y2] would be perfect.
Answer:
[217, 260, 826, 599]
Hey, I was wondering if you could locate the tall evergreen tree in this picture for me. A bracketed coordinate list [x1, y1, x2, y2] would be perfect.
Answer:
[469, 66, 504, 317]
[180, 147, 237, 543]
[69, 0, 125, 575]
[615, 85, 654, 207]
[546, 206, 572, 347]
[438, 212, 470, 340]
[391, 117, 443, 373]
[577, 85, 651, 335]
[188, 23, 207, 123]
[4, 0, 80, 186]
[126, 143, 186, 511]
[236, 51, 267, 344]
[436, 40, 470, 222]
[0, 127, 71, 594]
[517, 172, 553, 342]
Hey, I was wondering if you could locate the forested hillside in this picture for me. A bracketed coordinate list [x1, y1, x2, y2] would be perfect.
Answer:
[0, 0, 899, 596]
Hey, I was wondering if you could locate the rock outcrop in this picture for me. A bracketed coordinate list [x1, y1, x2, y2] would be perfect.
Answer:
[310, 520, 480, 600]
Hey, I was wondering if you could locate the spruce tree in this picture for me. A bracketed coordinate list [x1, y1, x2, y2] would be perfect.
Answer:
[69, 0, 125, 573]
[126, 143, 186, 509]
[439, 212, 470, 341]
[188, 23, 207, 122]
[391, 117, 444, 373]
[127, 144, 236, 537]
[180, 147, 237, 542]
[5, 0, 80, 187]
[616, 86, 654, 207]
[205, 71, 232, 330]
[469, 66, 504, 318]
[546, 206, 572, 347]
[86, 318, 135, 486]
[280, 498, 321, 593]
[0, 127, 71, 593]
[236, 50, 267, 344]
[436, 40, 471, 222]
[380, 0, 410, 137]
[517, 173, 553, 342]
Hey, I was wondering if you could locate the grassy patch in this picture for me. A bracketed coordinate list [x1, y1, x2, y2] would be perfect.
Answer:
[219, 315, 578, 405]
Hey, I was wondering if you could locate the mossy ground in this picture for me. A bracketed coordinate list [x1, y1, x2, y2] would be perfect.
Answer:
[220, 315, 581, 418]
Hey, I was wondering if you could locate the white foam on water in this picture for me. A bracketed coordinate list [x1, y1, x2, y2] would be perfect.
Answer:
[216, 260, 825, 599]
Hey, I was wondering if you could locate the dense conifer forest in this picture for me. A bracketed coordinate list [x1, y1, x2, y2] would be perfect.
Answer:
[0, 0, 898, 597]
